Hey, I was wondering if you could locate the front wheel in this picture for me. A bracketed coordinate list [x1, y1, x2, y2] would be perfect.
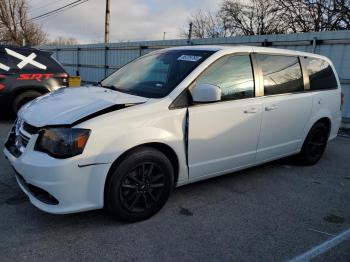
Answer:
[105, 147, 174, 222]
[296, 122, 329, 166]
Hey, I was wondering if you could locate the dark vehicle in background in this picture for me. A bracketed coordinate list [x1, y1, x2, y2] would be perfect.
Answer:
[0, 45, 68, 117]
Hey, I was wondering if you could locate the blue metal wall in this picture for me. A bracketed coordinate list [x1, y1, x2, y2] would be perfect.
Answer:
[40, 31, 350, 122]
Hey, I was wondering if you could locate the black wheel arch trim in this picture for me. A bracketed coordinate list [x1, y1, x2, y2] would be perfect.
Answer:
[303, 117, 332, 145]
[103, 143, 180, 206]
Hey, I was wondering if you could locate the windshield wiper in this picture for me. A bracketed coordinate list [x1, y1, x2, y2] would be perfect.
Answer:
[97, 82, 116, 90]
[97, 83, 141, 97]
[110, 86, 140, 96]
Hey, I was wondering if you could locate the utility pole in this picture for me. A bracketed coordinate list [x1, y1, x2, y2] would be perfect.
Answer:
[105, 0, 111, 43]
[187, 22, 193, 45]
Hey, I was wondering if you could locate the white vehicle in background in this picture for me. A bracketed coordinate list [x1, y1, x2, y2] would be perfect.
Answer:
[3, 46, 343, 222]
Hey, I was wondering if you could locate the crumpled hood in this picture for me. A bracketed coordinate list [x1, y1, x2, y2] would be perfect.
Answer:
[19, 86, 148, 127]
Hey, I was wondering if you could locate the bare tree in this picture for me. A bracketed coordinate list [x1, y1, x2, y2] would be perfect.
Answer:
[276, 0, 350, 32]
[48, 36, 79, 46]
[220, 0, 288, 35]
[182, 0, 288, 39]
[0, 0, 47, 46]
[182, 0, 350, 39]
[180, 10, 233, 38]
[338, 0, 350, 28]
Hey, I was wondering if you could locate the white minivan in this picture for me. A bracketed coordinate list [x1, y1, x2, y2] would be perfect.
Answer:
[4, 46, 342, 222]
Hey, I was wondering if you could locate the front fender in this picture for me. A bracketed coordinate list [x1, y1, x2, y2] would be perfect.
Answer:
[85, 126, 184, 164]
[77, 104, 188, 185]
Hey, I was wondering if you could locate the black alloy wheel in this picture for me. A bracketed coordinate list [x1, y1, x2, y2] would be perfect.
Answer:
[297, 122, 329, 165]
[106, 147, 174, 222]
[120, 162, 166, 213]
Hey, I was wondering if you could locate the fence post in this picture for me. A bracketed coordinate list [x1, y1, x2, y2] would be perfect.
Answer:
[76, 47, 81, 76]
[139, 45, 148, 57]
[262, 39, 272, 47]
[312, 37, 317, 53]
[55, 48, 60, 60]
[105, 45, 109, 77]
[187, 22, 193, 45]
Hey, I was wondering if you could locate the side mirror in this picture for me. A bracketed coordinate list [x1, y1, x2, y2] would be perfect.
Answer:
[191, 83, 221, 103]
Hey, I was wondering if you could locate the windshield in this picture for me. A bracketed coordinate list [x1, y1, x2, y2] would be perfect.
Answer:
[100, 50, 215, 98]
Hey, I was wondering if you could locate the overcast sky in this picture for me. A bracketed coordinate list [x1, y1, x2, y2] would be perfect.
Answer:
[28, 0, 222, 44]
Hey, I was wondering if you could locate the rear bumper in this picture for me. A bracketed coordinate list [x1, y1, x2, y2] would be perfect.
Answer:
[330, 116, 342, 140]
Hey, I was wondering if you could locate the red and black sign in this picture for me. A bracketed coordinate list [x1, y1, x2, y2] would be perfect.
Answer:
[17, 74, 54, 82]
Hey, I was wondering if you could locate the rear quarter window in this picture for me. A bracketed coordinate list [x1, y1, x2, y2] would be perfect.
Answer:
[302, 57, 338, 90]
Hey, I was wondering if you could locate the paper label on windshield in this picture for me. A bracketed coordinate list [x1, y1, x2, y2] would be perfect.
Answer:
[177, 55, 202, 62]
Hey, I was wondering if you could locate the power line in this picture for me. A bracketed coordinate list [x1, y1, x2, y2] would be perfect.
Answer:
[30, 0, 67, 13]
[31, 0, 88, 20]
[31, 0, 89, 20]
[37, 1, 89, 21]
[37, 4, 79, 21]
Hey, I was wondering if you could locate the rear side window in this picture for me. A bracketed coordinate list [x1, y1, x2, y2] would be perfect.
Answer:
[302, 57, 338, 90]
[257, 55, 304, 95]
[196, 54, 255, 101]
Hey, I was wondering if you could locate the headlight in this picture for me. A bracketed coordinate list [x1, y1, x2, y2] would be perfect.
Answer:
[35, 128, 91, 159]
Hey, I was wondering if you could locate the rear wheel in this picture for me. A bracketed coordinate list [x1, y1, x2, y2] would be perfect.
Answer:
[106, 147, 174, 222]
[12, 90, 42, 116]
[296, 122, 329, 166]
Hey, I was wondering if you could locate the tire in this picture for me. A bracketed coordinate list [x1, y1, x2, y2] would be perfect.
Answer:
[105, 147, 174, 222]
[296, 122, 329, 166]
[12, 90, 42, 116]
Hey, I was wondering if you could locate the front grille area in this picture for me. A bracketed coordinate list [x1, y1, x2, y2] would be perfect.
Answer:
[5, 119, 33, 158]
[23, 122, 39, 135]
[19, 130, 30, 147]
[5, 125, 21, 157]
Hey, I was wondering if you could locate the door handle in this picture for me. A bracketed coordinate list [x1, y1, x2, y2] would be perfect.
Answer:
[265, 105, 278, 111]
[244, 108, 258, 114]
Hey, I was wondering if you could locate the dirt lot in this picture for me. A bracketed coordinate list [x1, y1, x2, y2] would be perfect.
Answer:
[0, 120, 349, 261]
